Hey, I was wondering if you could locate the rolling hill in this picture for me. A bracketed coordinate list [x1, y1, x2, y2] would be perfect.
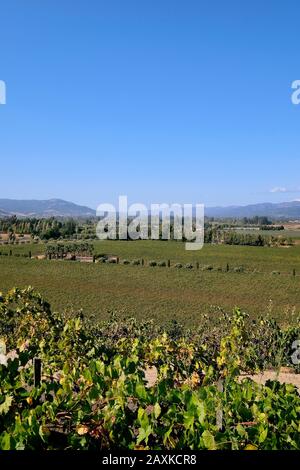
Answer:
[205, 201, 300, 219]
[1, 198, 300, 220]
[0, 199, 95, 218]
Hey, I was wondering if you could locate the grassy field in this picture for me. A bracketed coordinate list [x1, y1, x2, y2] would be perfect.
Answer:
[2, 240, 300, 272]
[237, 229, 300, 239]
[1, 240, 300, 326]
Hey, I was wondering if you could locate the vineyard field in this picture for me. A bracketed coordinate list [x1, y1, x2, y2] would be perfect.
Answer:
[1, 240, 300, 271]
[0, 288, 300, 450]
[0, 253, 299, 325]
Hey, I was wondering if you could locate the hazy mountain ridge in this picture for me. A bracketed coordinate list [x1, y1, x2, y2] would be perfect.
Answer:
[0, 209, 10, 217]
[205, 201, 300, 219]
[0, 199, 300, 220]
[0, 199, 96, 218]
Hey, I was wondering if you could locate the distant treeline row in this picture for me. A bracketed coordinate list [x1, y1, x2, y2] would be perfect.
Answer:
[205, 229, 292, 246]
[0, 216, 95, 240]
[0, 216, 291, 247]
[206, 216, 274, 226]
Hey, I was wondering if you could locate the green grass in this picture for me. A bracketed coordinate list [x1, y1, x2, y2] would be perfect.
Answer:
[0, 246, 300, 326]
[237, 229, 300, 239]
[2, 240, 300, 273]
[92, 240, 300, 274]
[280, 229, 300, 239]
[0, 243, 41, 256]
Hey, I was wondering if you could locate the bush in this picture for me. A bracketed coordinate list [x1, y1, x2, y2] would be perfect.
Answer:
[185, 263, 193, 269]
[201, 265, 213, 271]
[149, 260, 157, 267]
[272, 271, 281, 275]
[131, 259, 141, 266]
[122, 259, 130, 265]
[233, 266, 244, 273]
[174, 263, 183, 269]
[108, 258, 117, 264]
[157, 261, 166, 267]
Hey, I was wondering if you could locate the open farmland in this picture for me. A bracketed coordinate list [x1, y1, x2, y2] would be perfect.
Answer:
[2, 239, 300, 272]
[1, 240, 300, 326]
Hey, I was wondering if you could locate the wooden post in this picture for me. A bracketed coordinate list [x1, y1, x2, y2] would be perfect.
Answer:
[226, 263, 229, 272]
[29, 250, 32, 259]
[33, 358, 42, 387]
[167, 259, 170, 267]
[196, 262, 199, 269]
[216, 378, 223, 431]
[93, 255, 96, 263]
[293, 269, 296, 277]
[117, 257, 119, 264]
[141, 259, 144, 266]
[9, 249, 12, 256]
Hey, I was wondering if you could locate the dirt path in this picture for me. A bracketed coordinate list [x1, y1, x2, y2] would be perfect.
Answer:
[145, 366, 300, 391]
[239, 369, 300, 391]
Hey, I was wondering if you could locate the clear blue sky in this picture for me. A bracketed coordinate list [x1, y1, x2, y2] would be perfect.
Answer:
[0, 0, 300, 209]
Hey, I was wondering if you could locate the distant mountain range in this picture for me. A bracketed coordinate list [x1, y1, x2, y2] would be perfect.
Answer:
[1, 199, 300, 220]
[205, 201, 300, 219]
[0, 199, 96, 218]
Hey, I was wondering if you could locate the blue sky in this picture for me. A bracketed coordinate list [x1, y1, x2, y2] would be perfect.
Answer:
[0, 0, 300, 209]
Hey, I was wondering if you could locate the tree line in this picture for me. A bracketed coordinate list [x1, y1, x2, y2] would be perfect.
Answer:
[0, 216, 291, 247]
[0, 216, 96, 240]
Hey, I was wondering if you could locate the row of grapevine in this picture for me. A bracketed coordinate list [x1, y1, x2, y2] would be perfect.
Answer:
[0, 288, 300, 450]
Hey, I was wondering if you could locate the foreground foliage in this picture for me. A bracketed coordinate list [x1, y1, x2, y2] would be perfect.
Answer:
[0, 288, 300, 450]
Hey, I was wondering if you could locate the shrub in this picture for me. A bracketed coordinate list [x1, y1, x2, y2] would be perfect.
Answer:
[174, 263, 183, 269]
[131, 259, 141, 266]
[272, 270, 281, 275]
[202, 265, 213, 271]
[108, 258, 117, 264]
[233, 266, 244, 273]
[157, 261, 166, 267]
[149, 260, 157, 267]
[185, 263, 193, 269]
[122, 259, 130, 265]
